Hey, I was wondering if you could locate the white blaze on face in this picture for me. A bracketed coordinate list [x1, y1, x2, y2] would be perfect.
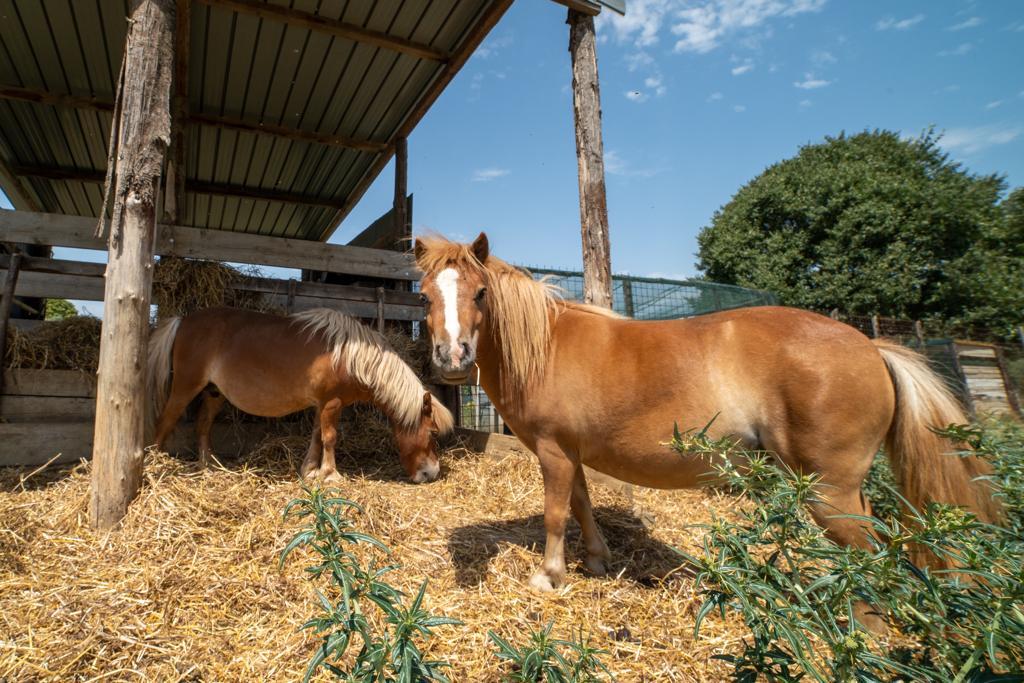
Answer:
[436, 268, 462, 360]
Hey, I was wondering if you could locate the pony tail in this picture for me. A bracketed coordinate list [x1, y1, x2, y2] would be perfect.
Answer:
[146, 317, 181, 442]
[874, 340, 1001, 530]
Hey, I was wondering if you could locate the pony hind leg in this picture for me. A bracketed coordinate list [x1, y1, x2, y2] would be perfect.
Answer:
[153, 373, 208, 454]
[195, 386, 226, 467]
[570, 465, 611, 576]
[317, 398, 344, 485]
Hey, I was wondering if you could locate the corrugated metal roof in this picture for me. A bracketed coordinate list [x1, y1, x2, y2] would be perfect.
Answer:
[0, 0, 510, 241]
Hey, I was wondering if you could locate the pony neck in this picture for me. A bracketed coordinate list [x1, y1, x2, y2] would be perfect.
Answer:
[475, 304, 559, 418]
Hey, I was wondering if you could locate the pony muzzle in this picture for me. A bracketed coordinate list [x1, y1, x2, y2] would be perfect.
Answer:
[412, 459, 440, 484]
[433, 341, 475, 380]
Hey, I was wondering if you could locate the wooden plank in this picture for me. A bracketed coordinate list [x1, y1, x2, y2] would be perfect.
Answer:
[5, 270, 105, 300]
[262, 293, 422, 321]
[347, 196, 412, 250]
[0, 421, 281, 467]
[568, 10, 613, 308]
[3, 369, 97, 397]
[197, 0, 449, 62]
[1, 396, 95, 421]
[233, 275, 420, 306]
[0, 83, 115, 112]
[0, 210, 419, 280]
[0, 253, 106, 276]
[957, 345, 997, 359]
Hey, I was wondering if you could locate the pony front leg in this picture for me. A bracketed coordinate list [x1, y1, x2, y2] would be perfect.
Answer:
[529, 442, 576, 592]
[317, 398, 344, 485]
[571, 465, 611, 576]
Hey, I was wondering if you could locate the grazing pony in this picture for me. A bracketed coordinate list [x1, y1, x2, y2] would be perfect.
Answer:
[415, 233, 999, 595]
[147, 307, 453, 483]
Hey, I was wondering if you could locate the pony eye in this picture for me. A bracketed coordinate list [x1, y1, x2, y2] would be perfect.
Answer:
[475, 287, 487, 303]
[419, 293, 430, 306]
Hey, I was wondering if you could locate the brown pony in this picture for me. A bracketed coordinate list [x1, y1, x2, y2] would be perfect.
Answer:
[415, 233, 999, 595]
[147, 307, 454, 483]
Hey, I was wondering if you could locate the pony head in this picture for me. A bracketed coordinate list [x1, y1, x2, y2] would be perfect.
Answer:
[415, 232, 491, 383]
[394, 391, 454, 483]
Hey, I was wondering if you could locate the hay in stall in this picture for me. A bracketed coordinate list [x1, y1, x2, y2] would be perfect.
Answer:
[3, 315, 102, 372]
[0, 438, 747, 682]
[152, 255, 274, 318]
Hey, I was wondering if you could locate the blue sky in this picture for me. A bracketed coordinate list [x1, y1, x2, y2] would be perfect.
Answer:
[3, 0, 1022, 296]
[341, 0, 1024, 279]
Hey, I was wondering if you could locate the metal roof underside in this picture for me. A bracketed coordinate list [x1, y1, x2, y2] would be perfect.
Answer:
[0, 0, 509, 242]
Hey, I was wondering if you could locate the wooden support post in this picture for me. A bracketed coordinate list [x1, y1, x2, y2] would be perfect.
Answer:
[870, 314, 881, 339]
[914, 320, 926, 348]
[393, 137, 409, 250]
[376, 286, 385, 333]
[0, 252, 24, 400]
[165, 0, 190, 224]
[621, 277, 634, 318]
[568, 10, 612, 309]
[90, 0, 176, 530]
[829, 308, 840, 320]
[1018, 325, 1024, 351]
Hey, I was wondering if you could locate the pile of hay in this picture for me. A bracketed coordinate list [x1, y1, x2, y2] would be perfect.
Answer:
[152, 256, 270, 318]
[0, 442, 747, 681]
[3, 316, 103, 372]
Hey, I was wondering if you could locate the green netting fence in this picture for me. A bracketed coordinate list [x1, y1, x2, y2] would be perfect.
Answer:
[527, 268, 777, 320]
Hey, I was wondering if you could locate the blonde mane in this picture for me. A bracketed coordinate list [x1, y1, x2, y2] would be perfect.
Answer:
[290, 309, 453, 434]
[416, 235, 621, 406]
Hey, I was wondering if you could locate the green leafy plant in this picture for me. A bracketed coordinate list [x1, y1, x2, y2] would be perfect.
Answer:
[489, 622, 613, 682]
[280, 486, 460, 682]
[672, 420, 1024, 683]
[44, 298, 77, 320]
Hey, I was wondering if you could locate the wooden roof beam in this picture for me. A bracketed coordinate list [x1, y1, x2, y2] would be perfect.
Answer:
[0, 85, 386, 152]
[196, 0, 450, 63]
[12, 165, 349, 211]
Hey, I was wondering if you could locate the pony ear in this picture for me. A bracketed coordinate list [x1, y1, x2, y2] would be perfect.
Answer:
[422, 391, 433, 416]
[413, 238, 426, 264]
[471, 232, 489, 263]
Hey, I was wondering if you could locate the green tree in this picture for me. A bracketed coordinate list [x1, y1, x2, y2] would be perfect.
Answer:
[44, 298, 77, 320]
[696, 130, 1023, 337]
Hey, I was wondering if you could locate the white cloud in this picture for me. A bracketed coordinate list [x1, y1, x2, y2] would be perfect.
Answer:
[624, 51, 654, 71]
[731, 62, 754, 75]
[733, 104, 746, 112]
[948, 16, 982, 31]
[471, 168, 509, 182]
[799, 99, 812, 107]
[644, 74, 667, 96]
[794, 73, 831, 89]
[604, 150, 664, 178]
[812, 50, 837, 65]
[940, 124, 1022, 154]
[985, 100, 1003, 110]
[707, 91, 724, 102]
[876, 14, 924, 31]
[625, 90, 649, 102]
[597, 0, 826, 55]
[938, 43, 973, 57]
[475, 32, 513, 59]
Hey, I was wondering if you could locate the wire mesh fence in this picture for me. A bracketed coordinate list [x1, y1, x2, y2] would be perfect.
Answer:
[528, 268, 778, 320]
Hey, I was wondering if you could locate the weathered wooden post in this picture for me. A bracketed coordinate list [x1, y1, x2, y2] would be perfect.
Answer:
[91, 0, 176, 529]
[393, 136, 409, 249]
[0, 251, 23, 399]
[568, 9, 612, 308]
[914, 320, 926, 348]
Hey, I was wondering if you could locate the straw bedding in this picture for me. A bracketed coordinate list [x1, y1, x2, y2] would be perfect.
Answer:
[0, 439, 746, 681]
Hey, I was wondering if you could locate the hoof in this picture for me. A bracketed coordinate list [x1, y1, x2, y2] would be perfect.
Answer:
[584, 553, 610, 577]
[320, 469, 343, 485]
[528, 570, 562, 592]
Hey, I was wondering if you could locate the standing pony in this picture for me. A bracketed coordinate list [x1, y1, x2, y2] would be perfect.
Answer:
[147, 307, 453, 483]
[415, 233, 999, 593]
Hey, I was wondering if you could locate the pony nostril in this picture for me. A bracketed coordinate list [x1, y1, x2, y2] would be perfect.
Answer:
[461, 342, 471, 359]
[434, 343, 445, 358]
